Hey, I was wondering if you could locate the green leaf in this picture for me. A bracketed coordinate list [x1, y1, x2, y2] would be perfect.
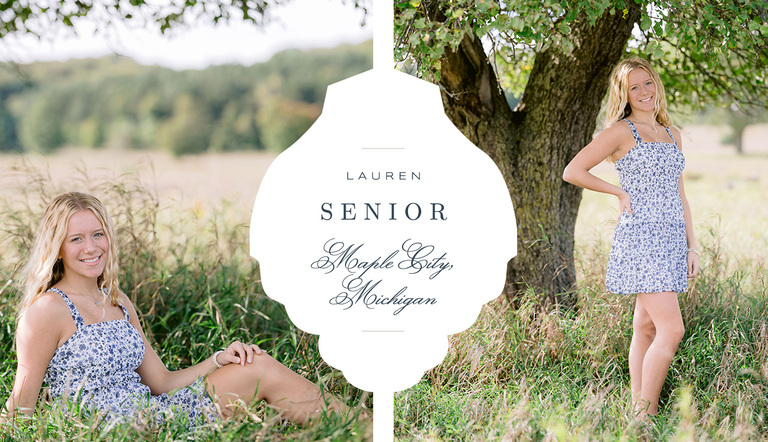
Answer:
[640, 15, 651, 32]
[652, 44, 664, 59]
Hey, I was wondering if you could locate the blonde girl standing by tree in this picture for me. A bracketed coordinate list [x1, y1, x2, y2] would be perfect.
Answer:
[563, 57, 700, 417]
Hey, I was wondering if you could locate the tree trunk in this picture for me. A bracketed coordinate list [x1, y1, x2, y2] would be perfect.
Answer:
[435, 6, 641, 305]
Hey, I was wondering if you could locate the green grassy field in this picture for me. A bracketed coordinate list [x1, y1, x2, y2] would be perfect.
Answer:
[394, 133, 768, 440]
[0, 125, 765, 440]
[0, 160, 371, 440]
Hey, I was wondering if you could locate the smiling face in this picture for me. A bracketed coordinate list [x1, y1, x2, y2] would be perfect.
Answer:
[58, 210, 109, 284]
[626, 68, 656, 114]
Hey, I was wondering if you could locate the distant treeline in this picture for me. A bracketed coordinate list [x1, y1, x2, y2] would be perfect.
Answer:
[0, 41, 372, 155]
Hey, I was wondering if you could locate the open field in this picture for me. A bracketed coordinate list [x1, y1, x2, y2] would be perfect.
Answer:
[393, 125, 768, 440]
[2, 124, 765, 260]
[0, 148, 276, 211]
[0, 123, 766, 440]
[0, 148, 372, 440]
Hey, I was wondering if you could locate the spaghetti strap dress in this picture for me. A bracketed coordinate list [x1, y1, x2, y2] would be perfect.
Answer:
[605, 119, 687, 294]
[43, 287, 218, 429]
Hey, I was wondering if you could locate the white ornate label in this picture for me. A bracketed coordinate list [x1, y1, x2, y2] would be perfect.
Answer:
[250, 68, 516, 393]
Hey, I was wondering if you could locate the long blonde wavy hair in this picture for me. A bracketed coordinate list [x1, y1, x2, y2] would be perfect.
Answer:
[603, 57, 671, 130]
[18, 192, 121, 318]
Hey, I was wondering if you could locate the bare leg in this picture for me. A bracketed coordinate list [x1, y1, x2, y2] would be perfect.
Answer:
[634, 291, 684, 417]
[205, 354, 347, 425]
[629, 297, 656, 403]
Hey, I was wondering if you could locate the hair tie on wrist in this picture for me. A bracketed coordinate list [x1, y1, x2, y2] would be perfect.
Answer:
[687, 248, 699, 256]
[212, 350, 224, 369]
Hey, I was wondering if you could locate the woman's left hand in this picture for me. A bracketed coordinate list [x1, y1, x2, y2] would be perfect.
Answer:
[216, 341, 264, 367]
[687, 251, 700, 278]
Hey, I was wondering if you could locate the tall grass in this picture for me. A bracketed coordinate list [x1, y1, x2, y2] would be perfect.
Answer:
[0, 161, 371, 440]
[395, 227, 768, 440]
[393, 147, 768, 441]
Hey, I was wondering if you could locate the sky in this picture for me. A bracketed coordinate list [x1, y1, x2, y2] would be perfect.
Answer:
[0, 0, 373, 70]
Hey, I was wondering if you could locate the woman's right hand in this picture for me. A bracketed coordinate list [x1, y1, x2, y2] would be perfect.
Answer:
[618, 190, 632, 220]
[216, 341, 264, 367]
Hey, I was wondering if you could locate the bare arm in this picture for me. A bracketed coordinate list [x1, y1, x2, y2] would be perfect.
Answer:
[673, 127, 700, 277]
[563, 122, 635, 217]
[5, 295, 66, 418]
[123, 295, 263, 395]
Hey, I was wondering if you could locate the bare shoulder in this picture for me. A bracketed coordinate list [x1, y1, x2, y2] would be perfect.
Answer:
[23, 292, 69, 325]
[585, 120, 634, 156]
[116, 290, 133, 307]
[17, 291, 69, 342]
[116, 291, 145, 330]
[669, 126, 684, 149]
[602, 120, 634, 142]
[116, 291, 138, 316]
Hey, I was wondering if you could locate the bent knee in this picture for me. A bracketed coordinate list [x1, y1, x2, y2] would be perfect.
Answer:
[662, 322, 685, 347]
[244, 352, 278, 372]
[671, 323, 685, 344]
[245, 352, 292, 386]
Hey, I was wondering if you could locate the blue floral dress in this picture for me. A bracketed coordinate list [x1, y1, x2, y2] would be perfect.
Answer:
[43, 287, 218, 429]
[605, 119, 687, 294]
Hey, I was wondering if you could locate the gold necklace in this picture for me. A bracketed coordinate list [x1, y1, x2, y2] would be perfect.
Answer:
[62, 280, 103, 306]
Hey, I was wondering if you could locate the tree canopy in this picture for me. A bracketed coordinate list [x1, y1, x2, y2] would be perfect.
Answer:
[2, 0, 765, 298]
[394, 0, 767, 301]
[397, 0, 767, 112]
[1, 0, 371, 38]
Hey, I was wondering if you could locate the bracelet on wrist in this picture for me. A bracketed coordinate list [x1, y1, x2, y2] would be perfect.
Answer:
[212, 350, 224, 369]
[687, 248, 699, 256]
